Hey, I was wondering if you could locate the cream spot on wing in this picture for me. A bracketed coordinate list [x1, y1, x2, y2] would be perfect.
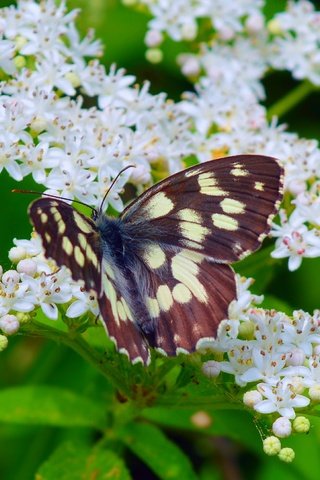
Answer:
[174, 333, 181, 344]
[102, 275, 119, 326]
[74, 245, 85, 267]
[40, 212, 48, 223]
[212, 213, 238, 231]
[85, 243, 99, 268]
[144, 192, 174, 219]
[171, 251, 207, 303]
[146, 296, 160, 318]
[143, 244, 166, 269]
[78, 233, 87, 249]
[104, 263, 115, 280]
[36, 207, 43, 215]
[185, 167, 202, 177]
[177, 208, 202, 224]
[230, 165, 249, 177]
[73, 211, 92, 234]
[45, 232, 51, 243]
[254, 181, 265, 191]
[156, 285, 173, 312]
[180, 221, 210, 243]
[62, 236, 73, 255]
[220, 198, 245, 214]
[172, 283, 192, 304]
[50, 207, 66, 234]
[198, 172, 227, 196]
[121, 297, 134, 322]
[117, 300, 126, 321]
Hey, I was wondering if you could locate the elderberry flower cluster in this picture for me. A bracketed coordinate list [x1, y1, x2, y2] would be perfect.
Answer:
[126, 0, 320, 271]
[203, 276, 316, 456]
[0, 0, 194, 210]
[0, 235, 99, 334]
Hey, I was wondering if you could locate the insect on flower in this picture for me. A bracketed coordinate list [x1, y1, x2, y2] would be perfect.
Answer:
[28, 155, 283, 365]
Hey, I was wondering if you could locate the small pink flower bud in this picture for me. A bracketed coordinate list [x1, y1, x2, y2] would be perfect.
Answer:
[17, 258, 37, 276]
[243, 390, 262, 408]
[0, 315, 20, 335]
[202, 360, 221, 378]
[8, 246, 26, 263]
[272, 417, 292, 438]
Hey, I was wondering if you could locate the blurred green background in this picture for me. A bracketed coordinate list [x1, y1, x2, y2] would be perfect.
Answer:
[1, 1, 320, 479]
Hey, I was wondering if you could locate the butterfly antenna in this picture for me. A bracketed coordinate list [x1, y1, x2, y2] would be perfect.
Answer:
[99, 164, 135, 215]
[12, 189, 98, 215]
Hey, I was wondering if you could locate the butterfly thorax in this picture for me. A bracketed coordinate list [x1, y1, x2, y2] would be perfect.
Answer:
[95, 214, 157, 337]
[95, 215, 126, 264]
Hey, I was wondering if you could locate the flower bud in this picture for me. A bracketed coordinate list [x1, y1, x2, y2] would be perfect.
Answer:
[243, 390, 262, 408]
[272, 417, 292, 438]
[263, 436, 281, 456]
[202, 360, 221, 378]
[190, 411, 212, 428]
[0, 335, 8, 351]
[0, 315, 20, 335]
[145, 48, 163, 64]
[145, 30, 163, 48]
[309, 384, 320, 401]
[293, 416, 310, 433]
[8, 246, 26, 263]
[17, 258, 37, 276]
[278, 447, 295, 463]
[286, 348, 305, 366]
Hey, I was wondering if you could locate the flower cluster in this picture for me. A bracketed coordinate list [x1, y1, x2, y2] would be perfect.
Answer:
[126, 0, 320, 271]
[0, 235, 99, 338]
[0, 0, 194, 210]
[203, 275, 316, 457]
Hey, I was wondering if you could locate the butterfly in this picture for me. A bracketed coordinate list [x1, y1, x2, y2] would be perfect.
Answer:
[29, 155, 283, 365]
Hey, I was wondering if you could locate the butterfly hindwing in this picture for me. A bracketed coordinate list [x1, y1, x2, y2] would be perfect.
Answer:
[136, 249, 236, 355]
[98, 260, 150, 364]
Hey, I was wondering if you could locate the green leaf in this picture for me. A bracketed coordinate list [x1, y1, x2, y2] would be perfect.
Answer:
[234, 244, 279, 292]
[37, 441, 131, 480]
[121, 422, 197, 480]
[261, 294, 292, 314]
[142, 407, 260, 453]
[0, 386, 105, 428]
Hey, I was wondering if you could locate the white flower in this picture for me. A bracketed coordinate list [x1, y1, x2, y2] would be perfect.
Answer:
[22, 270, 73, 320]
[66, 286, 99, 319]
[255, 380, 310, 418]
[269, 1, 320, 85]
[281, 311, 320, 356]
[219, 343, 254, 386]
[271, 210, 320, 271]
[240, 349, 287, 385]
[0, 271, 35, 316]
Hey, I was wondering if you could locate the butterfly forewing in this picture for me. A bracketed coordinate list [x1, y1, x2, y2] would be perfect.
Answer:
[121, 155, 283, 263]
[28, 155, 283, 365]
[29, 199, 102, 293]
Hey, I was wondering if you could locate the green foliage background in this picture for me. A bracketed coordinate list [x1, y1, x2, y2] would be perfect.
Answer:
[0, 1, 320, 479]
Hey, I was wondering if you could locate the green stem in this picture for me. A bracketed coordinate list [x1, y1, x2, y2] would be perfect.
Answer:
[21, 320, 130, 396]
[267, 80, 316, 120]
